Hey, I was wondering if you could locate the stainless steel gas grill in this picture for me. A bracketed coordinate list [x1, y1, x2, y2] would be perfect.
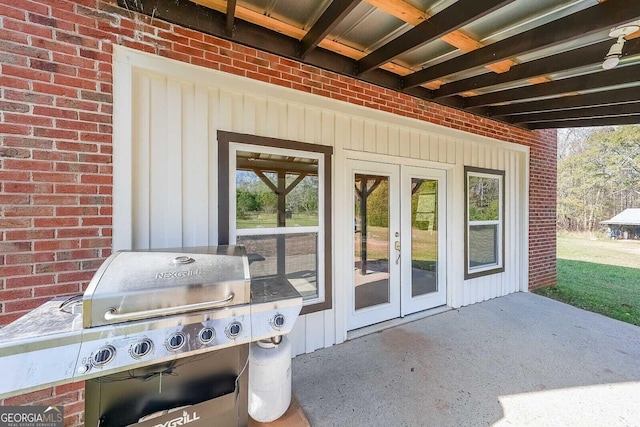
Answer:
[0, 246, 302, 426]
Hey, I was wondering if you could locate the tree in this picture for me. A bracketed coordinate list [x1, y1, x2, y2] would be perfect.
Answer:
[557, 125, 640, 232]
[236, 189, 260, 219]
[286, 175, 318, 214]
[365, 179, 389, 227]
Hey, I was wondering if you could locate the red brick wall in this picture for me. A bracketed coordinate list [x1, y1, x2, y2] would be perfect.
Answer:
[528, 130, 558, 289]
[0, 0, 556, 424]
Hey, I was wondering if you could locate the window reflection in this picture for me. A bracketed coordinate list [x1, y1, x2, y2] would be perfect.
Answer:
[235, 150, 321, 301]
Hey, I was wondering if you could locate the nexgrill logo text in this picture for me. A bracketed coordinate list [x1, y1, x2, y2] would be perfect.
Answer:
[0, 406, 63, 427]
[152, 410, 201, 427]
[155, 270, 203, 280]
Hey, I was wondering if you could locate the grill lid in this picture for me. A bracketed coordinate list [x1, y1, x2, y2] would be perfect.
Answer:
[82, 246, 250, 328]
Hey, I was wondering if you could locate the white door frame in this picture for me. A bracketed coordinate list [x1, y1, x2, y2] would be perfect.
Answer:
[347, 159, 401, 331]
[345, 155, 449, 331]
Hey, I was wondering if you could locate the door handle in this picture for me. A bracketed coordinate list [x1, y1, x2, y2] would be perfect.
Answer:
[395, 240, 400, 264]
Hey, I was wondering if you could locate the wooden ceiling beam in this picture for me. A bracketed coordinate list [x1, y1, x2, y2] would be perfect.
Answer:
[628, 29, 640, 39]
[485, 60, 515, 74]
[199, 0, 518, 89]
[439, 31, 483, 52]
[366, 0, 518, 83]
[434, 39, 640, 99]
[193, 0, 304, 37]
[357, 0, 515, 74]
[363, 0, 427, 26]
[125, 0, 441, 97]
[403, 0, 640, 89]
[464, 63, 640, 108]
[528, 114, 640, 129]
[488, 86, 640, 116]
[508, 102, 640, 124]
[526, 76, 551, 85]
[225, 0, 236, 36]
[443, 36, 515, 79]
[193, 0, 423, 76]
[301, 0, 362, 59]
[437, 24, 517, 74]
[118, 0, 518, 129]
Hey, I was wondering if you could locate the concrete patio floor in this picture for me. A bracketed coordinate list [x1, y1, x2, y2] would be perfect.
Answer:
[291, 293, 640, 426]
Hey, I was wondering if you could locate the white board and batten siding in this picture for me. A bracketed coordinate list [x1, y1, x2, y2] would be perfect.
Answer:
[113, 46, 530, 357]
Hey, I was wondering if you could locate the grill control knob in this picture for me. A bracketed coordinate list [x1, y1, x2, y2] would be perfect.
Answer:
[92, 345, 116, 367]
[225, 321, 242, 339]
[198, 327, 216, 344]
[166, 333, 186, 351]
[130, 339, 153, 359]
[270, 313, 286, 330]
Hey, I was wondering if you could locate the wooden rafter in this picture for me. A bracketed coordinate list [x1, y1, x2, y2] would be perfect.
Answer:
[364, 0, 518, 80]
[225, 0, 236, 36]
[404, 0, 640, 89]
[528, 114, 640, 129]
[526, 76, 551, 85]
[628, 29, 640, 39]
[364, 0, 427, 26]
[433, 40, 639, 99]
[356, 0, 516, 75]
[196, 0, 518, 86]
[439, 31, 516, 74]
[191, 0, 416, 76]
[489, 86, 640, 116]
[127, 0, 640, 129]
[508, 102, 640, 124]
[192, 0, 304, 37]
[301, 0, 362, 59]
[126, 0, 473, 118]
[465, 63, 640, 108]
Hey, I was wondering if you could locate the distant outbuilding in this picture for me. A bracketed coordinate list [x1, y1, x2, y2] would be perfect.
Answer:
[601, 208, 640, 239]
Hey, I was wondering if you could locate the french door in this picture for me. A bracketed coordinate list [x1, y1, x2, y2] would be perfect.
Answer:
[347, 160, 447, 331]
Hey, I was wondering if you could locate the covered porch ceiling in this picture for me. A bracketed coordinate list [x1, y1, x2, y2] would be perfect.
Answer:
[121, 0, 640, 130]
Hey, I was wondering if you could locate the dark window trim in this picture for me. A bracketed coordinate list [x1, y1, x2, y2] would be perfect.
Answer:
[217, 131, 333, 315]
[464, 166, 506, 280]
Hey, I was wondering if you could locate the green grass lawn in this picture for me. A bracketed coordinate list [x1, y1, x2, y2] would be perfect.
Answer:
[354, 225, 438, 263]
[236, 212, 318, 229]
[533, 234, 640, 326]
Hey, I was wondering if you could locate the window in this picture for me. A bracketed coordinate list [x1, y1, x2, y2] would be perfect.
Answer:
[464, 166, 505, 279]
[218, 131, 332, 314]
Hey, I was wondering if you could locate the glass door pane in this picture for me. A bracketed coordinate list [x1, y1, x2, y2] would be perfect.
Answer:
[354, 174, 390, 310]
[410, 178, 438, 297]
[401, 166, 446, 316]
